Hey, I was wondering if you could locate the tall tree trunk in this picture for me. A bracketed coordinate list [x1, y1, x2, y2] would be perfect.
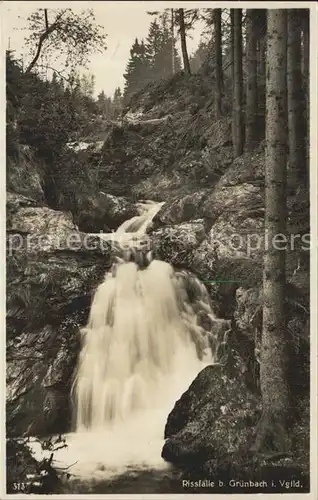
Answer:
[302, 9, 310, 183]
[178, 9, 191, 75]
[245, 9, 258, 151]
[232, 9, 243, 157]
[255, 10, 267, 143]
[287, 9, 305, 191]
[171, 9, 175, 75]
[230, 9, 235, 150]
[256, 9, 267, 84]
[214, 8, 223, 119]
[254, 9, 290, 454]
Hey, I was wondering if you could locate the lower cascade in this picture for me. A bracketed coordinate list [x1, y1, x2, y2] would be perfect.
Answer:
[74, 258, 215, 431]
[31, 201, 219, 481]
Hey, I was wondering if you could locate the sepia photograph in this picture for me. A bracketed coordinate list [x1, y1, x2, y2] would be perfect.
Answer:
[1, 1, 316, 497]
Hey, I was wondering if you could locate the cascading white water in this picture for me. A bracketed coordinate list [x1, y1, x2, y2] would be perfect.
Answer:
[30, 200, 219, 483]
[116, 200, 164, 234]
[74, 259, 214, 432]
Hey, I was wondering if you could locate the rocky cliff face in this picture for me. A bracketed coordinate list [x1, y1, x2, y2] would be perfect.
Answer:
[6, 191, 112, 436]
[96, 74, 233, 200]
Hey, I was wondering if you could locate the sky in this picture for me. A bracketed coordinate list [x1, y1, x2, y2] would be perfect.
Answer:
[1, 1, 205, 98]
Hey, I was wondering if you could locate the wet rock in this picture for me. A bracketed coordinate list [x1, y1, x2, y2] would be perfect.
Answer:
[152, 219, 207, 270]
[6, 194, 112, 436]
[234, 287, 262, 343]
[6, 313, 82, 437]
[162, 362, 261, 467]
[7, 199, 111, 336]
[202, 183, 264, 227]
[210, 214, 264, 261]
[99, 192, 138, 228]
[75, 192, 138, 233]
[162, 342, 308, 487]
[152, 190, 210, 228]
[191, 239, 217, 282]
[8, 205, 76, 235]
[7, 191, 39, 212]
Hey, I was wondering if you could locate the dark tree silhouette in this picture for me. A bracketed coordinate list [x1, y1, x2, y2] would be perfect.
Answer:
[178, 9, 191, 75]
[245, 9, 258, 151]
[213, 9, 223, 119]
[232, 9, 243, 157]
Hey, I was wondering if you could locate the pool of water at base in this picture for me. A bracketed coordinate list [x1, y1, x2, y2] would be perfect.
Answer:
[60, 467, 185, 494]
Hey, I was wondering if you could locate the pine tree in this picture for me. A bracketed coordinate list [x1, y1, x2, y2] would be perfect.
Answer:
[255, 10, 267, 87]
[112, 87, 123, 118]
[157, 12, 181, 79]
[145, 20, 163, 80]
[190, 40, 211, 73]
[123, 38, 149, 99]
[145, 16, 181, 82]
[80, 73, 95, 98]
[96, 90, 113, 118]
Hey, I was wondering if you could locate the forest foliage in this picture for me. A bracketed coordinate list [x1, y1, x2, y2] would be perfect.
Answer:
[123, 12, 181, 99]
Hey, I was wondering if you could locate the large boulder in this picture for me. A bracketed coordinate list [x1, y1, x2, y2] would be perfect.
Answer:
[162, 354, 309, 493]
[152, 219, 211, 272]
[202, 182, 264, 228]
[162, 360, 261, 468]
[217, 148, 265, 188]
[75, 192, 138, 233]
[7, 193, 111, 336]
[152, 190, 211, 228]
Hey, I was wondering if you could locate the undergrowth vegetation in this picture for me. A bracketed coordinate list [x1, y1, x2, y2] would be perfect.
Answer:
[6, 51, 105, 217]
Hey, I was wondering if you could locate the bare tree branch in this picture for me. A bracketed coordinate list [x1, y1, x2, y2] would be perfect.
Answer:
[44, 9, 49, 30]
[35, 64, 70, 82]
[25, 10, 67, 74]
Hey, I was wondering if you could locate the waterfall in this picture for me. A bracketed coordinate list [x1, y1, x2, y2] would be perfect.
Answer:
[74, 259, 214, 431]
[30, 200, 218, 482]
